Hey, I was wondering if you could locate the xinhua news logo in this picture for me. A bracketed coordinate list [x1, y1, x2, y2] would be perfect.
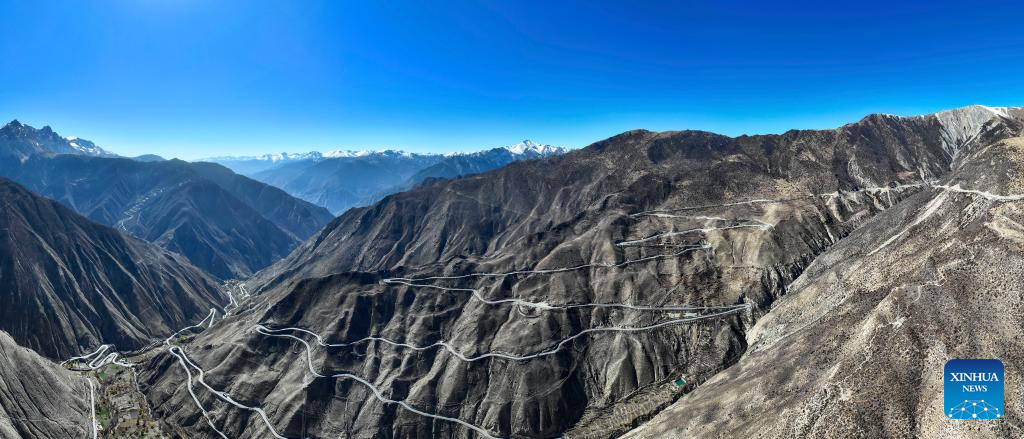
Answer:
[944, 359, 1004, 419]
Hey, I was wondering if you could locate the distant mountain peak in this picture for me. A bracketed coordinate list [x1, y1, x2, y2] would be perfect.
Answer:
[322, 148, 417, 159]
[0, 119, 116, 159]
[201, 151, 324, 163]
[504, 140, 563, 156]
[204, 141, 565, 165]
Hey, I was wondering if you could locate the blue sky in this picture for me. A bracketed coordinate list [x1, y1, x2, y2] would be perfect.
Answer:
[3, 1, 1024, 159]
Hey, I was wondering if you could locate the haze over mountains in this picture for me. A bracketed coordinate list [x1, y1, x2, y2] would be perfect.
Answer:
[203, 140, 565, 214]
[0, 120, 334, 280]
[5, 105, 1024, 439]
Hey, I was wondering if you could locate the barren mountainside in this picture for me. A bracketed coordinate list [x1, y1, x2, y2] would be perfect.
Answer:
[137, 106, 1024, 438]
[0, 331, 93, 439]
[625, 130, 1024, 439]
[0, 177, 226, 359]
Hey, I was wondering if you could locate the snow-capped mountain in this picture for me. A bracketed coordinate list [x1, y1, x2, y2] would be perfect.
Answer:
[199, 149, 425, 175]
[63, 136, 111, 156]
[202, 141, 562, 174]
[207, 140, 566, 214]
[201, 149, 421, 166]
[322, 149, 419, 159]
[410, 140, 565, 186]
[0, 120, 117, 160]
[202, 151, 324, 163]
[197, 152, 324, 174]
[502, 139, 564, 156]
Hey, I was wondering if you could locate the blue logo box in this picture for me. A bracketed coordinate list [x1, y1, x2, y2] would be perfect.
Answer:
[944, 359, 1004, 419]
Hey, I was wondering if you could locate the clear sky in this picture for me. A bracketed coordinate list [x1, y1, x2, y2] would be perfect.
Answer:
[3, 1, 1024, 159]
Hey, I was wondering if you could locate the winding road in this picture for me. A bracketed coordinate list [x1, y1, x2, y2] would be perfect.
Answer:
[255, 306, 749, 364]
[63, 345, 135, 370]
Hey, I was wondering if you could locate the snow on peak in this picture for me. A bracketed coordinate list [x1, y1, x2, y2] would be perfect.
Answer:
[322, 149, 415, 158]
[201, 151, 323, 162]
[503, 140, 562, 156]
[203, 149, 422, 163]
[263, 151, 322, 162]
[322, 149, 375, 158]
[65, 137, 111, 156]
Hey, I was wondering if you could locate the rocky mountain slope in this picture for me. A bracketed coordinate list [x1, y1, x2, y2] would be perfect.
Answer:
[0, 331, 93, 439]
[0, 177, 226, 359]
[136, 106, 1024, 438]
[625, 120, 1024, 439]
[0, 121, 335, 279]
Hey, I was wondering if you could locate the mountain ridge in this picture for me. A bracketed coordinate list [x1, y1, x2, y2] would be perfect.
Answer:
[198, 139, 562, 165]
[0, 123, 335, 280]
[0, 176, 226, 359]
[4, 104, 1022, 439]
[225, 140, 565, 214]
[0, 120, 117, 160]
[137, 105, 1024, 438]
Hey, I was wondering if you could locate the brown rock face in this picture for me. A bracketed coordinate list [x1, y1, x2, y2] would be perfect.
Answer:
[140, 106, 1024, 438]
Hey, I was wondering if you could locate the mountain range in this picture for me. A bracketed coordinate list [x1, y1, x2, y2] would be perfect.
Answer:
[136, 105, 1024, 438]
[203, 140, 565, 214]
[0, 121, 334, 280]
[0, 120, 117, 161]
[0, 177, 225, 359]
[4, 105, 1024, 439]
